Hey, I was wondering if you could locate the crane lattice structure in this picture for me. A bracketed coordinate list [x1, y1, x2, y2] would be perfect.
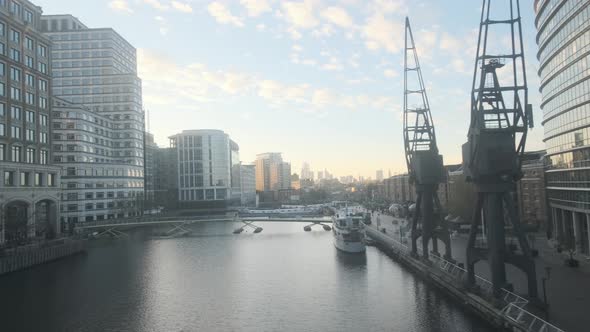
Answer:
[461, 0, 537, 299]
[403, 17, 452, 261]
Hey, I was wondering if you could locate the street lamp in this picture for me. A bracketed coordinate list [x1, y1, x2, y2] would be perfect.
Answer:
[542, 266, 552, 319]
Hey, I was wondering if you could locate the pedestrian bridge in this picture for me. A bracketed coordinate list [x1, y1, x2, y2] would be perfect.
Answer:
[75, 215, 334, 238]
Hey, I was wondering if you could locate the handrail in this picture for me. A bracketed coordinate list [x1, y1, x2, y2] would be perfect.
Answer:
[366, 226, 562, 332]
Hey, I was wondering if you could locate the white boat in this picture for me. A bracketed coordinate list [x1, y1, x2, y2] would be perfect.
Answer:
[332, 210, 366, 253]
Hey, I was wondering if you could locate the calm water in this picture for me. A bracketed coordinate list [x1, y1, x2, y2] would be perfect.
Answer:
[0, 222, 493, 332]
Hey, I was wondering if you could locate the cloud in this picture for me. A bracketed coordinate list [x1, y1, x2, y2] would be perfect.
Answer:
[321, 57, 343, 71]
[440, 32, 462, 52]
[320, 6, 353, 28]
[286, 26, 302, 39]
[143, 0, 168, 11]
[138, 49, 399, 115]
[240, 0, 272, 17]
[208, 2, 244, 27]
[109, 0, 133, 13]
[362, 13, 404, 53]
[384, 69, 398, 78]
[282, 0, 318, 29]
[171, 1, 193, 13]
[155, 16, 169, 35]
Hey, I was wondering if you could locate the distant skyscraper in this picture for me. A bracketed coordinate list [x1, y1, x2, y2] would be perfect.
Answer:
[376, 169, 384, 181]
[240, 164, 256, 205]
[255, 152, 291, 191]
[301, 162, 313, 180]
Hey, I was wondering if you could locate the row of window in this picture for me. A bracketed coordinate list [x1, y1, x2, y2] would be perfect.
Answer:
[66, 190, 128, 201]
[0, 143, 48, 163]
[538, 4, 590, 64]
[179, 188, 228, 201]
[53, 85, 140, 96]
[53, 155, 143, 166]
[63, 166, 143, 178]
[0, 24, 47, 57]
[0, 43, 48, 74]
[0, 104, 48, 123]
[541, 73, 590, 121]
[548, 189, 590, 211]
[544, 102, 590, 139]
[56, 93, 140, 105]
[537, 0, 586, 49]
[63, 180, 143, 189]
[539, 27, 590, 85]
[54, 75, 139, 87]
[535, 0, 565, 30]
[0, 62, 49, 90]
[541, 52, 590, 103]
[547, 168, 590, 189]
[0, 82, 48, 106]
[3, 170, 56, 187]
[0, 123, 48, 142]
[54, 109, 141, 125]
[546, 147, 590, 170]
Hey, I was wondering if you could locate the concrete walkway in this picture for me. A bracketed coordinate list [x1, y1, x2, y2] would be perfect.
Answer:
[369, 211, 590, 332]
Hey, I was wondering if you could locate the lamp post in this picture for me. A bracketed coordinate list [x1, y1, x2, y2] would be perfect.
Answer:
[542, 266, 552, 319]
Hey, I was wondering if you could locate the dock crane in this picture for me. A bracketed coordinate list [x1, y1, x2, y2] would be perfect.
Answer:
[461, 0, 537, 298]
[403, 17, 452, 260]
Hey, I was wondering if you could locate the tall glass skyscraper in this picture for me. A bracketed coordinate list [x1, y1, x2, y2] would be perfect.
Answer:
[40, 15, 144, 222]
[535, 0, 590, 254]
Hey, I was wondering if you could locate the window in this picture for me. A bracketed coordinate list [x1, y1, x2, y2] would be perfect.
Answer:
[38, 44, 47, 57]
[0, 62, 4, 76]
[0, 143, 4, 160]
[40, 114, 47, 126]
[11, 145, 20, 162]
[0, 42, 5, 55]
[38, 61, 47, 74]
[25, 55, 33, 68]
[0, 22, 4, 36]
[25, 110, 34, 123]
[0, 103, 3, 117]
[4, 171, 14, 186]
[24, 9, 33, 23]
[25, 37, 33, 50]
[25, 128, 34, 141]
[39, 96, 47, 109]
[47, 173, 55, 187]
[35, 172, 42, 186]
[10, 66, 20, 81]
[10, 29, 19, 43]
[11, 106, 21, 120]
[20, 172, 30, 186]
[10, 1, 20, 16]
[39, 79, 47, 91]
[11, 125, 20, 139]
[0, 82, 4, 96]
[25, 92, 34, 105]
[0, 123, 4, 136]
[40, 149, 47, 164]
[40, 131, 47, 143]
[10, 86, 20, 100]
[10, 48, 20, 62]
[26, 73, 34, 86]
[26, 147, 34, 163]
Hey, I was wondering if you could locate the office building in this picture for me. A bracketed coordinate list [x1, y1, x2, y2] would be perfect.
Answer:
[255, 152, 291, 191]
[169, 129, 239, 208]
[0, 0, 61, 244]
[376, 169, 384, 181]
[535, 0, 590, 254]
[240, 164, 255, 206]
[40, 14, 144, 222]
[144, 131, 157, 206]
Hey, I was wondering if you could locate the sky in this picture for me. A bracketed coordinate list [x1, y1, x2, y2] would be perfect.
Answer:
[35, 0, 545, 178]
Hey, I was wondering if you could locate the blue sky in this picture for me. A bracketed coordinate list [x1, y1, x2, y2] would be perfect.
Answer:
[36, 0, 544, 178]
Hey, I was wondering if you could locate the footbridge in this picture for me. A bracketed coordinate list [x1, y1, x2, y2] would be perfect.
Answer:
[75, 215, 334, 238]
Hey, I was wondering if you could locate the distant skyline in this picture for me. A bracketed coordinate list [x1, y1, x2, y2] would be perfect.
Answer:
[36, 0, 545, 178]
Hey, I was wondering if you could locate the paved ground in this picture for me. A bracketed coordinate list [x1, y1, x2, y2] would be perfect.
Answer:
[369, 211, 590, 332]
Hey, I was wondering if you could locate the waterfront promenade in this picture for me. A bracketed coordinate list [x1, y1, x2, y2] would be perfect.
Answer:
[371, 212, 590, 332]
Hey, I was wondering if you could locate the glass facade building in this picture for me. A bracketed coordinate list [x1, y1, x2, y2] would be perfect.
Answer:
[0, 0, 61, 245]
[169, 129, 240, 208]
[39, 15, 144, 222]
[535, 0, 590, 254]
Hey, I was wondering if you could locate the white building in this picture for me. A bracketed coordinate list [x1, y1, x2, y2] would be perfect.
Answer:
[169, 129, 239, 208]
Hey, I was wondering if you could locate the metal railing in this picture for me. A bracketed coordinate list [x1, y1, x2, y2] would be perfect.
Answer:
[367, 225, 563, 332]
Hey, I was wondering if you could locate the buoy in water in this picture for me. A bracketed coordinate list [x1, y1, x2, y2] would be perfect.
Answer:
[254, 227, 263, 233]
[233, 228, 244, 234]
[304, 225, 312, 232]
[323, 225, 331, 231]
